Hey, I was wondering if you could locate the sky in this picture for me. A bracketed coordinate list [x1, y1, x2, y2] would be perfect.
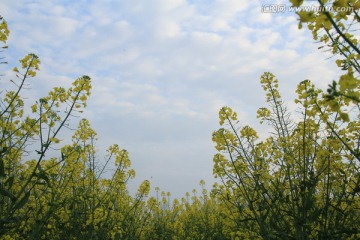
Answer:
[0, 0, 341, 199]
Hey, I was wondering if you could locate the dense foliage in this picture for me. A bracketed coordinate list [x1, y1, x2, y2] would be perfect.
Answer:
[1, 0, 359, 239]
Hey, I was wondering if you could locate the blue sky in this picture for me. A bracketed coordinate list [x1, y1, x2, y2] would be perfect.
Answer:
[1, 0, 340, 198]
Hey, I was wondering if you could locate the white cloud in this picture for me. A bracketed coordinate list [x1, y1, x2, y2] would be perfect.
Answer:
[191, 31, 222, 46]
[211, 0, 249, 19]
[210, 18, 231, 31]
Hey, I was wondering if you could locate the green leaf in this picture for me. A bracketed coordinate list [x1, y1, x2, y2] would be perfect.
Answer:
[0, 187, 16, 202]
[0, 159, 4, 178]
[35, 170, 51, 187]
[289, 0, 304, 7]
[339, 112, 350, 122]
[14, 191, 30, 210]
[5, 175, 14, 188]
